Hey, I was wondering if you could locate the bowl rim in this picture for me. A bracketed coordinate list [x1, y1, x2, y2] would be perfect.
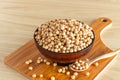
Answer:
[34, 27, 95, 55]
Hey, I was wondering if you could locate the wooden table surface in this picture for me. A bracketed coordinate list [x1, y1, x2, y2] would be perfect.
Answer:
[0, 0, 120, 80]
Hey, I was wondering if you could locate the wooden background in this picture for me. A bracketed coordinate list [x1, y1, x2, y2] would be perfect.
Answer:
[0, 0, 120, 80]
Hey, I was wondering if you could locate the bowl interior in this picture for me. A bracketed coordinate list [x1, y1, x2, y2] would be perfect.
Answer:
[34, 28, 95, 54]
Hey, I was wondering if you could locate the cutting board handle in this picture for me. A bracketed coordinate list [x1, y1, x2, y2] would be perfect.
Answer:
[90, 17, 112, 38]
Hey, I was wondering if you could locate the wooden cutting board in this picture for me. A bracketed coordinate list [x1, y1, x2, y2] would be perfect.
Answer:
[4, 17, 116, 80]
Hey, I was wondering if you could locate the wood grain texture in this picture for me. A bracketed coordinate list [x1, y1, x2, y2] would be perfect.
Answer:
[0, 0, 120, 80]
[4, 17, 116, 80]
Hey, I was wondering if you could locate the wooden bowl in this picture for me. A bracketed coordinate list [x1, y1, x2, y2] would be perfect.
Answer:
[34, 28, 95, 64]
